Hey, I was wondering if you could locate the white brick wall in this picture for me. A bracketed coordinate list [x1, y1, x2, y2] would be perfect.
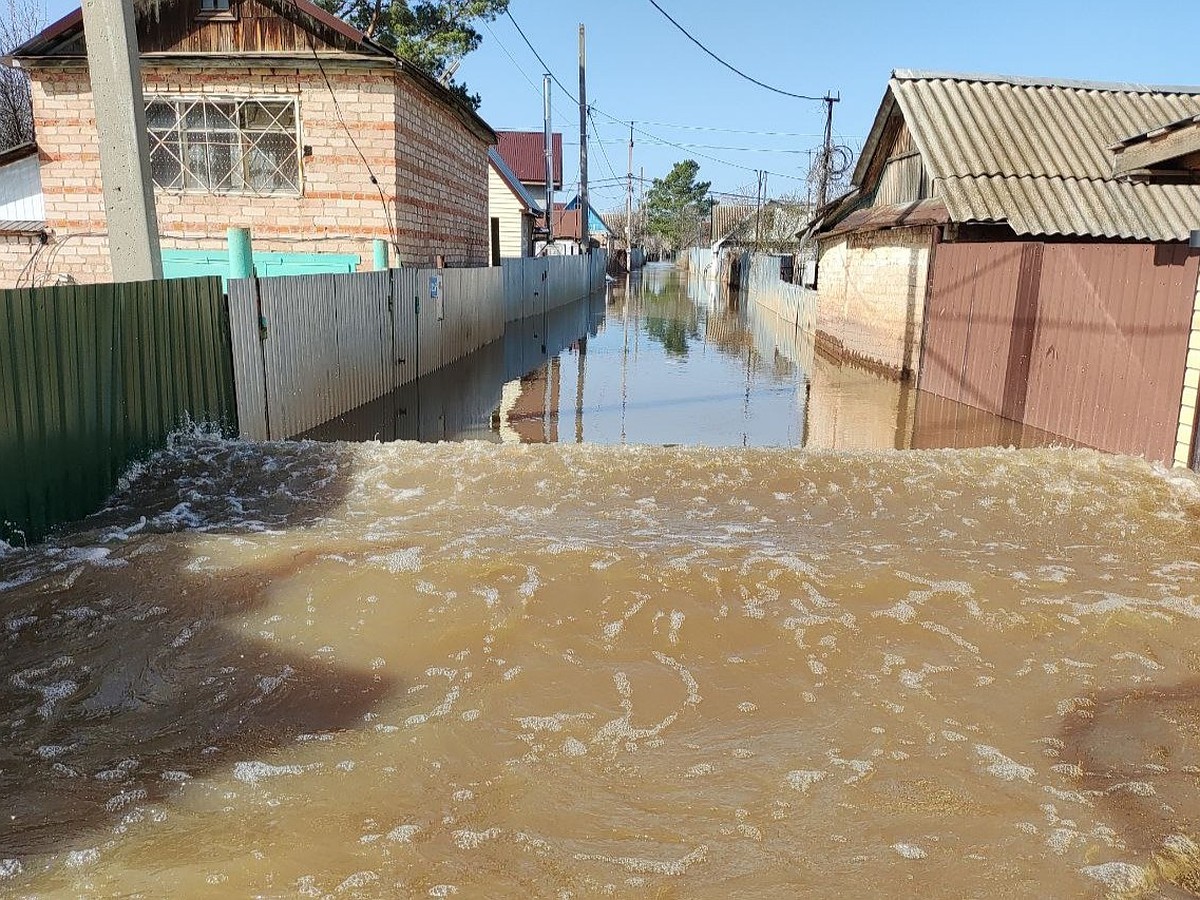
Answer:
[1175, 280, 1200, 468]
[816, 228, 933, 378]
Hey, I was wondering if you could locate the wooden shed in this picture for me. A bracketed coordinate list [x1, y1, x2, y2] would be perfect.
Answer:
[814, 70, 1200, 467]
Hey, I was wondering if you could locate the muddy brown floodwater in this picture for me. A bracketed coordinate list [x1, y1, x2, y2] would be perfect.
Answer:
[3, 433, 1200, 898]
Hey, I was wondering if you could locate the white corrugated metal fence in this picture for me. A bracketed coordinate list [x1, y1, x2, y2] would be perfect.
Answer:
[229, 252, 607, 440]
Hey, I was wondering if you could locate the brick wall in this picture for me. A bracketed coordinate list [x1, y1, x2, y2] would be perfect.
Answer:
[26, 61, 489, 283]
[816, 227, 933, 378]
[394, 73, 489, 268]
[0, 235, 43, 287]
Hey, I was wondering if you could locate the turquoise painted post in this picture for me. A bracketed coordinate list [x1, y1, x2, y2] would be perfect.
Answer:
[228, 227, 254, 280]
[373, 239, 390, 271]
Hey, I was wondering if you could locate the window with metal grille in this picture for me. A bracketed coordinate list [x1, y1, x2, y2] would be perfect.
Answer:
[146, 97, 301, 196]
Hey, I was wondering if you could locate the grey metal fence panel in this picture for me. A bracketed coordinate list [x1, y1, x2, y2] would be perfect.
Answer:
[392, 268, 419, 389]
[334, 270, 391, 416]
[226, 255, 599, 441]
[258, 274, 339, 439]
[228, 278, 268, 441]
[503, 260, 524, 322]
[417, 269, 443, 378]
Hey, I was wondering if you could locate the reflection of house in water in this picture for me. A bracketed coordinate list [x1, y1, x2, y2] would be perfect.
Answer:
[805, 350, 1076, 451]
[496, 358, 562, 443]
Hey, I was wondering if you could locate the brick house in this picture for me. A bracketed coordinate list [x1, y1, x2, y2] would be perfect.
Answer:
[2, 0, 496, 286]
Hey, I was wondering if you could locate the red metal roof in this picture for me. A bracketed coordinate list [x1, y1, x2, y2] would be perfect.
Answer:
[495, 131, 562, 188]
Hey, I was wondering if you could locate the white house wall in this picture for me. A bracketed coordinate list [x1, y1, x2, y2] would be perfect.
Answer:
[489, 166, 532, 259]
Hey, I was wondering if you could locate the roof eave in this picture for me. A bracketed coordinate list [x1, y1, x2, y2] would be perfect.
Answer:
[851, 84, 899, 187]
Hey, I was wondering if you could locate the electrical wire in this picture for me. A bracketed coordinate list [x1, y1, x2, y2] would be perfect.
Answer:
[292, 0, 401, 255]
[12, 238, 44, 289]
[504, 8, 580, 104]
[498, 11, 809, 185]
[483, 21, 575, 126]
[626, 120, 833, 138]
[643, 0, 827, 101]
[588, 107, 622, 186]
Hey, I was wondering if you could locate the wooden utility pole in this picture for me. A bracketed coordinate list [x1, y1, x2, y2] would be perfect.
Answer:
[578, 24, 589, 248]
[816, 92, 840, 210]
[81, 0, 162, 280]
[754, 170, 764, 251]
[543, 74, 554, 241]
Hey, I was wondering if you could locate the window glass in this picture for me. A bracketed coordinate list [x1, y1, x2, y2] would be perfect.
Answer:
[145, 97, 301, 196]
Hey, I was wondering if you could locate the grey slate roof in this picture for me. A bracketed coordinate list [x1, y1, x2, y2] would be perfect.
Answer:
[882, 70, 1200, 241]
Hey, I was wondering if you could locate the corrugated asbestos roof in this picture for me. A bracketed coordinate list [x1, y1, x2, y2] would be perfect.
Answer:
[716, 201, 811, 248]
[886, 70, 1200, 241]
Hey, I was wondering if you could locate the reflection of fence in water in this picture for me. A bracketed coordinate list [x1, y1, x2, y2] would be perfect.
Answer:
[299, 293, 606, 444]
[741, 254, 818, 377]
[231, 253, 608, 441]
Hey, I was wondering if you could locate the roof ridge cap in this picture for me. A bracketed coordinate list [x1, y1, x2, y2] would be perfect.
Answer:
[892, 68, 1200, 95]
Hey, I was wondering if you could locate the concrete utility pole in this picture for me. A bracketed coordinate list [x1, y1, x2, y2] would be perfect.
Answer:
[626, 122, 634, 261]
[543, 74, 554, 241]
[638, 166, 645, 251]
[81, 0, 162, 280]
[754, 170, 764, 251]
[578, 24, 589, 249]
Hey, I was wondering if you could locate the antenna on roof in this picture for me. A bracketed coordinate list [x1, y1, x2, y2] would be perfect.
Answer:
[438, 58, 462, 86]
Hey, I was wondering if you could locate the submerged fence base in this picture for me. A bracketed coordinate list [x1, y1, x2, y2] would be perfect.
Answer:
[0, 277, 235, 543]
[229, 252, 608, 440]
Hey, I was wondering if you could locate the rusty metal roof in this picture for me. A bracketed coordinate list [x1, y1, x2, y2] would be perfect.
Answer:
[883, 70, 1200, 241]
[495, 132, 562, 188]
[824, 198, 949, 239]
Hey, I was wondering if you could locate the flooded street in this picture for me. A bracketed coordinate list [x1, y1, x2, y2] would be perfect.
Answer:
[2, 265, 1200, 897]
[309, 263, 1066, 452]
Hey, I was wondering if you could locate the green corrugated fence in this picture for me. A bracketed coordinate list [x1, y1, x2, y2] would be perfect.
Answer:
[0, 277, 237, 544]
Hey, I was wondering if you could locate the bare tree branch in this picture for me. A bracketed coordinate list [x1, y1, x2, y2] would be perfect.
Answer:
[0, 0, 45, 150]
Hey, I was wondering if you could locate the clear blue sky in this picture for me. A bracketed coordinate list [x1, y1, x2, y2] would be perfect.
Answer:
[37, 0, 1200, 209]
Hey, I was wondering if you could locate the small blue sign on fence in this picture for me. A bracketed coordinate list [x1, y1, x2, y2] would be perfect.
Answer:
[429, 275, 442, 299]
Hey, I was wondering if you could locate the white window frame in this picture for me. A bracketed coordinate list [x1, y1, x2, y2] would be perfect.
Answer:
[145, 94, 304, 198]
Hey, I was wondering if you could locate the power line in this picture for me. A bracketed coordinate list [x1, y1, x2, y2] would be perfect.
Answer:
[588, 107, 622, 187]
[483, 21, 576, 129]
[292, 0, 399, 253]
[643, 0, 827, 101]
[626, 120, 837, 138]
[505, 8, 579, 104]
[499, 9, 809, 184]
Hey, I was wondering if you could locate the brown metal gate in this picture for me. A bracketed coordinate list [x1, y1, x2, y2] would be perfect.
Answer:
[922, 240, 1197, 461]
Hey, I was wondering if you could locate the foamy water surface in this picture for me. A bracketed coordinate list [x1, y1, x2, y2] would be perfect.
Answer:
[2, 435, 1200, 897]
